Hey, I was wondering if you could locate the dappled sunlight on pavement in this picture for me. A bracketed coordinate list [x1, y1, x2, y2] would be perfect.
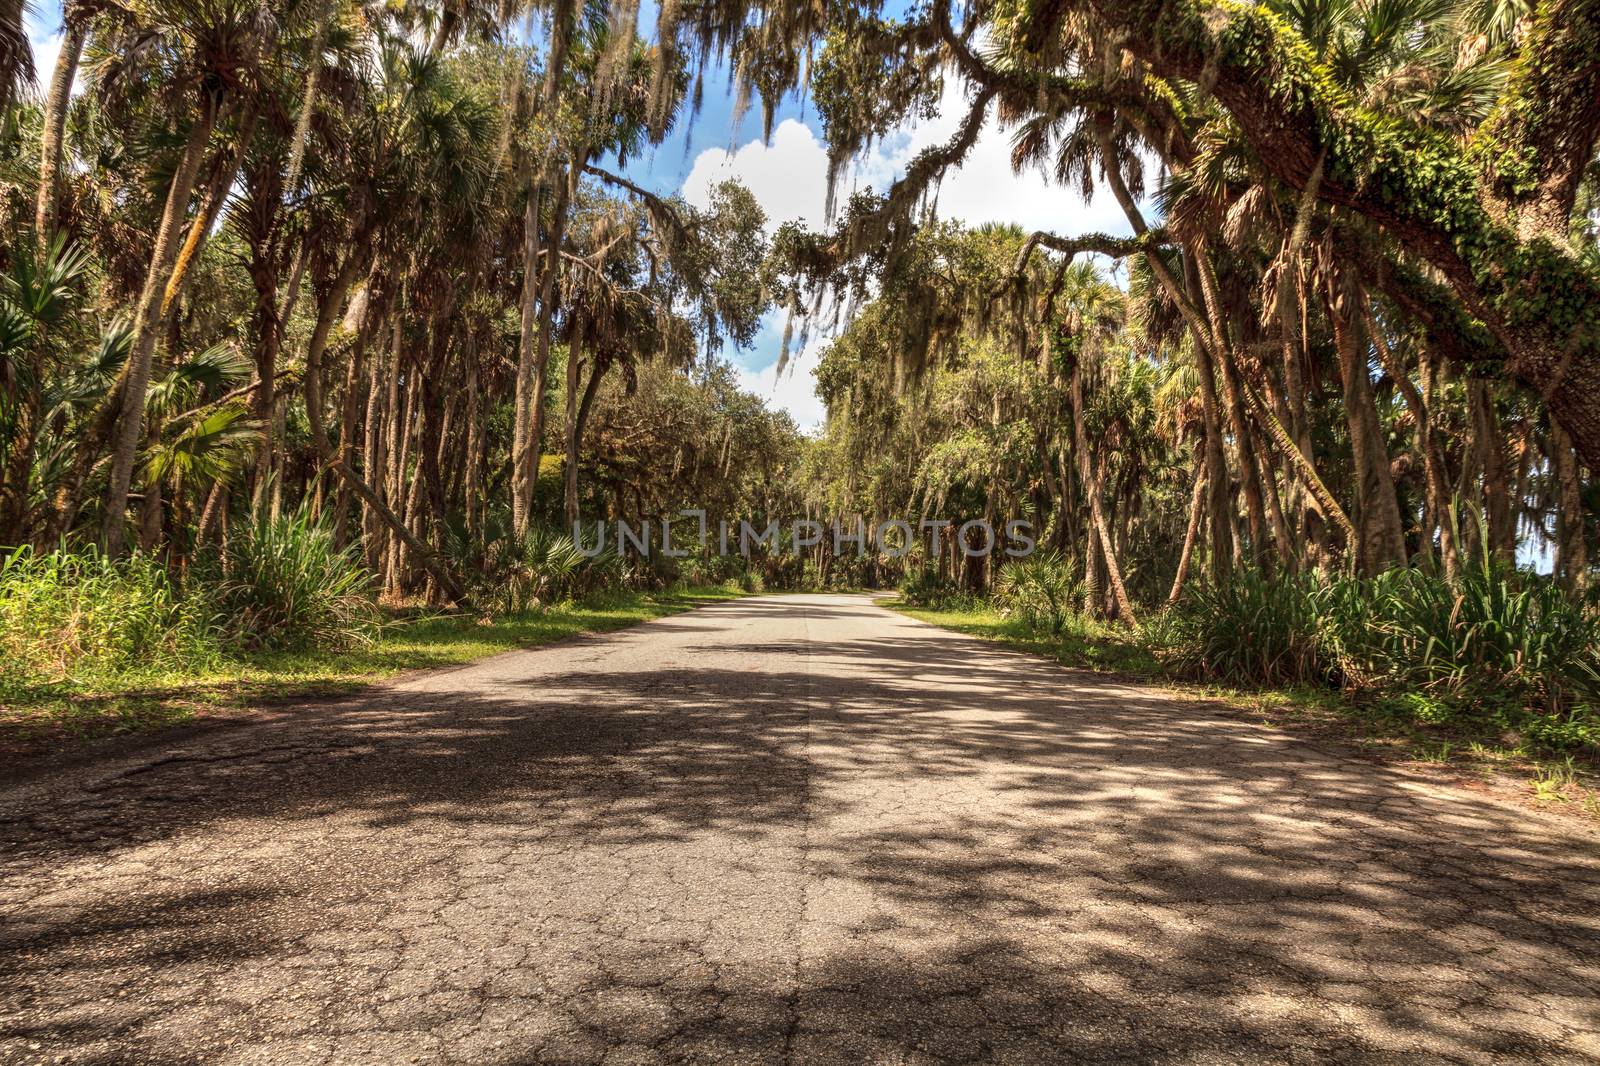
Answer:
[2, 594, 1599, 1062]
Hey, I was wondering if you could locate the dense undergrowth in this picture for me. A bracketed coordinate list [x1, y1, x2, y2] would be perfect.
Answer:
[0, 516, 748, 754]
[896, 550, 1600, 773]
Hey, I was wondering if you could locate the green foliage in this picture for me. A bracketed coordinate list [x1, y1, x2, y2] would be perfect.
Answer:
[447, 512, 625, 614]
[993, 552, 1085, 634]
[1157, 557, 1600, 745]
[206, 508, 380, 652]
[1317, 556, 1600, 710]
[1160, 569, 1332, 688]
[0, 545, 214, 694]
[897, 568, 977, 610]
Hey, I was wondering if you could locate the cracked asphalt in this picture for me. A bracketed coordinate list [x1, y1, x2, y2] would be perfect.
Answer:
[3, 592, 1600, 1064]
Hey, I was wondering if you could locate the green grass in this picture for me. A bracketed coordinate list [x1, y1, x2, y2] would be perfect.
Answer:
[890, 599, 1162, 677]
[887, 597, 1600, 815]
[0, 585, 746, 757]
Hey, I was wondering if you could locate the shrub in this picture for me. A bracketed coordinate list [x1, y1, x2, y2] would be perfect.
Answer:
[1160, 569, 1330, 688]
[993, 552, 1084, 634]
[206, 508, 379, 651]
[1161, 553, 1600, 734]
[0, 545, 214, 690]
[1320, 555, 1600, 714]
[897, 568, 976, 610]
[446, 513, 624, 612]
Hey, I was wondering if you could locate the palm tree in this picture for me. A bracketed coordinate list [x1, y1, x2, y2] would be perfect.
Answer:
[99, 0, 280, 555]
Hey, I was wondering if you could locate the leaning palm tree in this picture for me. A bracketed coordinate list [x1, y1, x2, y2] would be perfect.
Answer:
[98, 0, 279, 555]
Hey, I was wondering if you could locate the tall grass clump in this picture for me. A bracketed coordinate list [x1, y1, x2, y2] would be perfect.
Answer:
[1160, 569, 1330, 687]
[1158, 549, 1600, 744]
[206, 508, 379, 651]
[446, 513, 624, 613]
[1319, 556, 1600, 714]
[897, 568, 978, 610]
[994, 552, 1084, 634]
[0, 545, 215, 692]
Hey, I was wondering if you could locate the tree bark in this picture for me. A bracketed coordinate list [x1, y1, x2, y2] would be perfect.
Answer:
[303, 250, 466, 604]
[1552, 422, 1588, 592]
[102, 93, 221, 556]
[1328, 289, 1407, 574]
[34, 16, 86, 252]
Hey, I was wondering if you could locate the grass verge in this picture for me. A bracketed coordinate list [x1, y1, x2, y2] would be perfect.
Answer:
[889, 598, 1600, 819]
[1, 585, 746, 759]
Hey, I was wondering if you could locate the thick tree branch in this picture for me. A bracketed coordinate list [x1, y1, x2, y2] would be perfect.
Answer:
[1082, 0, 1600, 465]
[1476, 0, 1600, 235]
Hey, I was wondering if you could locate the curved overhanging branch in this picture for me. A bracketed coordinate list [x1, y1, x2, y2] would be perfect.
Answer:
[993, 228, 1171, 299]
[1080, 0, 1600, 465]
[818, 84, 999, 269]
[1475, 0, 1600, 236]
[582, 164, 692, 248]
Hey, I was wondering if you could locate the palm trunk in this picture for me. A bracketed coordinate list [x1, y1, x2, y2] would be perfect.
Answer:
[163, 103, 258, 316]
[1070, 360, 1137, 624]
[1097, 129, 1232, 580]
[102, 93, 222, 556]
[303, 250, 466, 604]
[511, 179, 544, 533]
[517, 159, 579, 530]
[1552, 422, 1588, 592]
[1196, 249, 1270, 567]
[463, 349, 481, 535]
[34, 17, 86, 252]
[283, 0, 333, 197]
[1328, 289, 1407, 575]
[1362, 299, 1458, 581]
[1469, 379, 1516, 563]
[563, 333, 584, 528]
[1168, 473, 1206, 603]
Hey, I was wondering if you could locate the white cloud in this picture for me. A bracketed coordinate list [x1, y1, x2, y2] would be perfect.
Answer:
[679, 81, 1141, 428]
[683, 119, 831, 232]
[736, 329, 828, 434]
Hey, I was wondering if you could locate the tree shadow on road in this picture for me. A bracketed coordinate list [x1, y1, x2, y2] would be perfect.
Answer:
[3, 597, 1599, 1061]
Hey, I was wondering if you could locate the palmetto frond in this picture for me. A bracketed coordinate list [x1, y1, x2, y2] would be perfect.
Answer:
[143, 404, 263, 485]
[145, 341, 251, 417]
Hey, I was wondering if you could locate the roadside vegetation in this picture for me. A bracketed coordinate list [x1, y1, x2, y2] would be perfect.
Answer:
[0, 522, 750, 755]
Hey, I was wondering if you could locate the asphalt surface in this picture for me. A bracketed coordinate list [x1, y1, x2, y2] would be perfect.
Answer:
[2, 592, 1599, 1064]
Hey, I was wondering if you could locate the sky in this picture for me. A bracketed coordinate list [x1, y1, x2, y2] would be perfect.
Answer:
[22, 2, 1134, 432]
[634, 78, 1134, 431]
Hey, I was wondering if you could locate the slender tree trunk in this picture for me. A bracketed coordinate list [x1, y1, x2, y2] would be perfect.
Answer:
[462, 338, 482, 536]
[1070, 360, 1137, 624]
[334, 290, 374, 548]
[361, 304, 392, 571]
[1098, 129, 1231, 580]
[196, 479, 226, 547]
[1168, 474, 1206, 603]
[34, 17, 86, 252]
[1328, 289, 1407, 575]
[517, 159, 579, 530]
[283, 0, 333, 197]
[102, 93, 222, 556]
[563, 334, 584, 527]
[163, 103, 258, 316]
[1363, 300, 1459, 581]
[511, 180, 544, 533]
[302, 249, 466, 603]
[1470, 379, 1516, 563]
[1552, 422, 1588, 592]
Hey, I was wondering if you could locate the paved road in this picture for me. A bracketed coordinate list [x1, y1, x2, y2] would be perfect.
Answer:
[3, 593, 1600, 1064]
